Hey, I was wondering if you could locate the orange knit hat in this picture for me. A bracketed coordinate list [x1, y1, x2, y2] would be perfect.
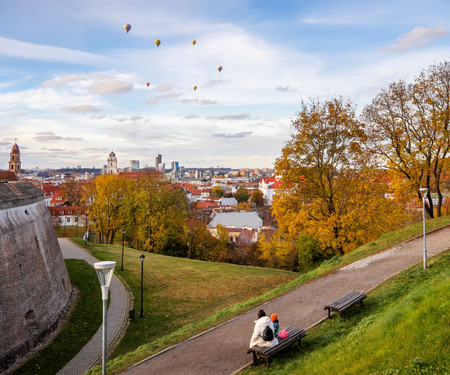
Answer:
[271, 313, 278, 321]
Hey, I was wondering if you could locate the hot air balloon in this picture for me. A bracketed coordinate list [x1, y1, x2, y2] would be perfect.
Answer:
[146, 82, 150, 87]
[124, 24, 131, 33]
[192, 40, 196, 45]
[217, 66, 223, 73]
[155, 39, 161, 47]
[193, 85, 197, 91]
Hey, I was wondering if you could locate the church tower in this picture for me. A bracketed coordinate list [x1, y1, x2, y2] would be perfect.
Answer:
[9, 142, 21, 180]
[107, 151, 118, 174]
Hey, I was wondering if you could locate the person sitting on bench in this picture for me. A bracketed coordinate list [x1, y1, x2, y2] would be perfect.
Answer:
[249, 309, 278, 348]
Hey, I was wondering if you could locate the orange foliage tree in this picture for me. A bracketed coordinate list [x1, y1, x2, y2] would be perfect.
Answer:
[363, 61, 450, 217]
[267, 98, 405, 268]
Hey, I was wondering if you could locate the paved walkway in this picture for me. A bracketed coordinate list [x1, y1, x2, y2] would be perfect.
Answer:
[123, 226, 450, 375]
[57, 239, 130, 375]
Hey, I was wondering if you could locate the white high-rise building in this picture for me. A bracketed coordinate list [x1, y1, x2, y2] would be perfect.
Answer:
[130, 160, 140, 172]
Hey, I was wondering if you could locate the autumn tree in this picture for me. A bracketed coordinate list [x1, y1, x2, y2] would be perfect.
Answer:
[83, 174, 131, 244]
[60, 177, 85, 206]
[363, 61, 450, 217]
[212, 185, 224, 197]
[251, 189, 265, 207]
[234, 187, 251, 203]
[272, 97, 406, 262]
[131, 174, 189, 255]
[237, 202, 253, 211]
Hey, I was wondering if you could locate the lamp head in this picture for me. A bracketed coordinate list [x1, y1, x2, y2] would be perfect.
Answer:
[419, 187, 428, 194]
[94, 261, 116, 288]
[140, 253, 145, 262]
[122, 229, 125, 234]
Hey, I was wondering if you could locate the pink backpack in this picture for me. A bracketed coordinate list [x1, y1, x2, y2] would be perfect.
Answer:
[278, 329, 289, 339]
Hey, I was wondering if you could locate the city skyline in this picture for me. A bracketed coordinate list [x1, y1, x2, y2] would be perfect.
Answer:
[1, 0, 450, 169]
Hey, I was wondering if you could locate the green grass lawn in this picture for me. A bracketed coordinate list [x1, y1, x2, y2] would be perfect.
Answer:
[54, 225, 85, 238]
[79, 215, 449, 374]
[70, 238, 298, 374]
[240, 250, 450, 375]
[11, 260, 102, 375]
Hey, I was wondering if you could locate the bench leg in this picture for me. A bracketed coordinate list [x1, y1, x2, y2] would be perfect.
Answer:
[327, 308, 331, 319]
[252, 352, 258, 366]
[266, 357, 270, 368]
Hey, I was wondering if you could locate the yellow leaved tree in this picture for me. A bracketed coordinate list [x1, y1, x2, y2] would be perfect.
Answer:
[266, 98, 406, 269]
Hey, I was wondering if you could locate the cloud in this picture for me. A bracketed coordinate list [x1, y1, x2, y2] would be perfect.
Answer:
[180, 98, 218, 105]
[207, 113, 251, 120]
[155, 84, 174, 92]
[88, 80, 133, 95]
[115, 116, 143, 122]
[33, 131, 81, 142]
[61, 105, 101, 113]
[146, 92, 181, 105]
[82, 147, 109, 151]
[211, 131, 252, 138]
[34, 132, 62, 141]
[381, 26, 447, 52]
[90, 114, 107, 119]
[146, 97, 161, 105]
[42, 74, 87, 87]
[276, 86, 298, 93]
[184, 115, 198, 119]
[204, 79, 229, 88]
[0, 36, 114, 67]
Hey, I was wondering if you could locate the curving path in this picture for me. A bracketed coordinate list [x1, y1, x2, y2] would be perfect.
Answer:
[57, 239, 130, 375]
[122, 226, 450, 375]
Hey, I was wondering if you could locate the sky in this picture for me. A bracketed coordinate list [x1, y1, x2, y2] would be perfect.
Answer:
[1, 0, 449, 170]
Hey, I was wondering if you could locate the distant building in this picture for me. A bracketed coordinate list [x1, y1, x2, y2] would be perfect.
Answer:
[107, 151, 118, 174]
[130, 160, 140, 172]
[259, 177, 282, 205]
[0, 171, 18, 182]
[9, 142, 21, 180]
[208, 211, 263, 229]
[155, 154, 162, 171]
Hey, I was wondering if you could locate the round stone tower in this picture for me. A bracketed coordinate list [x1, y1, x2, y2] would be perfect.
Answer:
[0, 182, 72, 372]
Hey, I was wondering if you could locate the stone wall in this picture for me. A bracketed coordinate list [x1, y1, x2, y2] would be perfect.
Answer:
[0, 182, 72, 372]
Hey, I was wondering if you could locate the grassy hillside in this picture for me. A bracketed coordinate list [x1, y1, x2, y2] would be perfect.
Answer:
[240, 250, 450, 374]
[79, 216, 450, 374]
[70, 238, 298, 371]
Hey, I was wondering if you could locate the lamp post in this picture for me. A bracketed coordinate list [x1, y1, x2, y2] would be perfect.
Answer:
[140, 254, 145, 318]
[94, 261, 116, 375]
[121, 229, 125, 271]
[419, 187, 428, 269]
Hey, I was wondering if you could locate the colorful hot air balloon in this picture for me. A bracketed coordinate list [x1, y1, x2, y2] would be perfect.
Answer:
[155, 39, 161, 47]
[124, 24, 131, 33]
[192, 40, 196, 45]
[217, 66, 223, 72]
[146, 82, 150, 87]
[193, 85, 197, 91]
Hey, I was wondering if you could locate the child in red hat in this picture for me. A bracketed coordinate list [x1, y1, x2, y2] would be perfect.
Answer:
[270, 313, 279, 338]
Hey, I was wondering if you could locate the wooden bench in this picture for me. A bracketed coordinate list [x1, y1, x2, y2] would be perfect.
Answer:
[247, 326, 306, 368]
[324, 290, 367, 318]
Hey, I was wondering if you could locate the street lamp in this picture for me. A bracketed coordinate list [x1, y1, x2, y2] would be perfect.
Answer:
[419, 187, 428, 269]
[94, 261, 116, 375]
[140, 254, 145, 318]
[121, 229, 125, 271]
